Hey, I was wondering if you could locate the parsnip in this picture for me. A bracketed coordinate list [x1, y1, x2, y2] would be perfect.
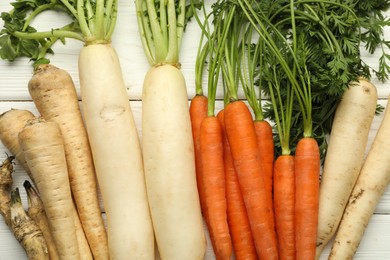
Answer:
[24, 180, 59, 260]
[10, 188, 49, 260]
[0, 109, 35, 183]
[0, 155, 15, 227]
[19, 118, 80, 260]
[28, 64, 107, 260]
[328, 94, 390, 259]
[315, 78, 377, 258]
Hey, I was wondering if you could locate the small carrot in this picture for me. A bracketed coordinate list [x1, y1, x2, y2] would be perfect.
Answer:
[190, 94, 208, 215]
[200, 115, 232, 260]
[239, 25, 275, 200]
[255, 120, 275, 197]
[274, 155, 295, 260]
[224, 100, 278, 259]
[295, 137, 320, 260]
[217, 109, 257, 260]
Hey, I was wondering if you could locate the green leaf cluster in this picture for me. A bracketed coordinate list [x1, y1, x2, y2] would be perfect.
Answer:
[0, 0, 118, 65]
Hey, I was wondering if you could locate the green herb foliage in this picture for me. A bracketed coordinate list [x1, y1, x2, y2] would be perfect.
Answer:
[0, 0, 119, 65]
[249, 0, 390, 158]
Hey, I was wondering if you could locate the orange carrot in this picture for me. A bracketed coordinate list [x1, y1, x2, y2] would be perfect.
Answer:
[224, 100, 278, 259]
[189, 94, 208, 215]
[254, 120, 274, 197]
[217, 109, 257, 260]
[199, 115, 232, 260]
[274, 155, 296, 260]
[295, 137, 320, 260]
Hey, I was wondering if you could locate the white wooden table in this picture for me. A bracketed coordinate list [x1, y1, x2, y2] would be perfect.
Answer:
[1, 1, 390, 259]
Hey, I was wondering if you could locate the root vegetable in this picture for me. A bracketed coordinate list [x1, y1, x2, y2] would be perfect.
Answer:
[18, 118, 80, 260]
[0, 109, 35, 183]
[79, 44, 154, 259]
[225, 100, 278, 259]
[0, 155, 15, 226]
[10, 188, 49, 260]
[28, 63, 108, 260]
[218, 109, 257, 260]
[295, 137, 320, 260]
[273, 155, 295, 259]
[199, 115, 232, 260]
[316, 78, 377, 258]
[190, 94, 209, 216]
[328, 94, 390, 259]
[0, 0, 155, 257]
[24, 180, 59, 260]
[141, 64, 206, 259]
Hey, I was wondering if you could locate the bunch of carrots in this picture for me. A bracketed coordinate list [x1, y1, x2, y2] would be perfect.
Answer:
[189, 1, 390, 260]
[190, 1, 318, 258]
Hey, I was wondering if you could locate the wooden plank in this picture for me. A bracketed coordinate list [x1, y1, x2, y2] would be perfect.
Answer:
[1, 3, 389, 101]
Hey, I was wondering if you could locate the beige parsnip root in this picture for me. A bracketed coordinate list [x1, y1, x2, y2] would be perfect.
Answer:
[24, 180, 59, 260]
[18, 118, 80, 260]
[72, 202, 93, 260]
[328, 94, 390, 260]
[315, 78, 377, 258]
[0, 109, 91, 259]
[10, 188, 49, 260]
[0, 155, 15, 227]
[28, 64, 108, 260]
[0, 109, 36, 183]
[142, 64, 206, 260]
[79, 43, 154, 259]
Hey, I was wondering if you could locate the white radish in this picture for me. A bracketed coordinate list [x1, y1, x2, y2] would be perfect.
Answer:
[315, 78, 377, 258]
[135, 0, 206, 258]
[79, 43, 154, 259]
[328, 93, 390, 259]
[142, 64, 206, 259]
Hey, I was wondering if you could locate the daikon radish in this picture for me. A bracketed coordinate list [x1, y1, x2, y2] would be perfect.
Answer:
[135, 0, 206, 258]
